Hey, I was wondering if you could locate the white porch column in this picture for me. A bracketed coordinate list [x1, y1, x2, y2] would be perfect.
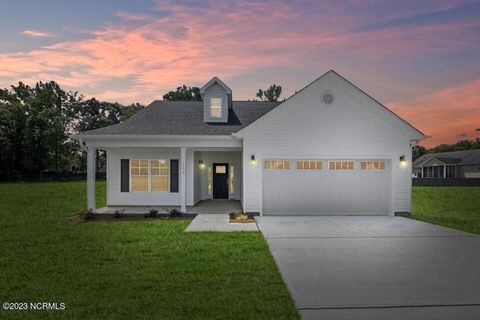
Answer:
[87, 146, 96, 211]
[180, 147, 187, 213]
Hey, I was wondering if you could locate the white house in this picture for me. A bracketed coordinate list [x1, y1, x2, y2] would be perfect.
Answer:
[75, 70, 426, 216]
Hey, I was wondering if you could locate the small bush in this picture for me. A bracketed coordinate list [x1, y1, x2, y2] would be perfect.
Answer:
[144, 209, 159, 218]
[80, 208, 95, 221]
[167, 208, 182, 217]
[114, 209, 125, 219]
[233, 212, 248, 222]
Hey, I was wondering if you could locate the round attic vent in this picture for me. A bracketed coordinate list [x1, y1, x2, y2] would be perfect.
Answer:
[322, 93, 334, 104]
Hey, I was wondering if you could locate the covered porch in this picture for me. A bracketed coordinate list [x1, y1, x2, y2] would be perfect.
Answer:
[84, 140, 243, 213]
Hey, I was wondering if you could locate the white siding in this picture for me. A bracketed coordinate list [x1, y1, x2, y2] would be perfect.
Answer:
[241, 73, 413, 215]
[203, 83, 228, 123]
[106, 147, 194, 206]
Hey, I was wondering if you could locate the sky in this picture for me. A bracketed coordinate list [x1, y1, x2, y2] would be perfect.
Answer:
[1, 0, 480, 147]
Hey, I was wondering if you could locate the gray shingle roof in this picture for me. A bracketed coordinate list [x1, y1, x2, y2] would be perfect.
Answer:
[413, 149, 480, 166]
[82, 100, 280, 136]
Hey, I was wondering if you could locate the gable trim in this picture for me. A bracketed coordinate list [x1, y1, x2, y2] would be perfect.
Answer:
[200, 76, 232, 95]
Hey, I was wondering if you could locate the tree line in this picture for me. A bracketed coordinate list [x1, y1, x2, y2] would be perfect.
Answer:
[0, 81, 144, 179]
[413, 137, 480, 160]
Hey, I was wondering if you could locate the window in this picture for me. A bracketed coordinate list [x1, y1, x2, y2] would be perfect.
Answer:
[210, 97, 222, 118]
[131, 160, 149, 192]
[215, 165, 226, 174]
[328, 160, 354, 170]
[151, 160, 169, 192]
[361, 161, 385, 170]
[297, 160, 322, 170]
[264, 160, 290, 170]
[131, 159, 169, 192]
[230, 165, 234, 194]
[207, 166, 212, 195]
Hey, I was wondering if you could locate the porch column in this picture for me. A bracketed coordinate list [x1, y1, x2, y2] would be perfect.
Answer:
[180, 147, 187, 213]
[87, 146, 96, 211]
[422, 166, 425, 178]
[443, 165, 447, 178]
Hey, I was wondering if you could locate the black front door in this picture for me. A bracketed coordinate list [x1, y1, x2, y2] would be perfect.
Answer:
[213, 163, 229, 199]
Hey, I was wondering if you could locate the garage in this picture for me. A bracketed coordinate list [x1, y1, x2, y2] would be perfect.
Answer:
[262, 159, 391, 214]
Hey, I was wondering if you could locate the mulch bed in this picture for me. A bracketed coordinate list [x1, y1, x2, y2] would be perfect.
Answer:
[68, 213, 197, 223]
[229, 213, 256, 223]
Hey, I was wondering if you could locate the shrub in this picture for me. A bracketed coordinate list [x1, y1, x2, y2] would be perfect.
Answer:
[233, 212, 248, 222]
[167, 208, 182, 217]
[144, 209, 158, 218]
[80, 208, 95, 221]
[114, 209, 125, 219]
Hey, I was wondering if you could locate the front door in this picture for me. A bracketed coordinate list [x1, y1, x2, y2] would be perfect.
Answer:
[213, 163, 229, 199]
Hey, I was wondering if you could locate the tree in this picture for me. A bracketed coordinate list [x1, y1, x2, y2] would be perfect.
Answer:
[412, 145, 426, 161]
[256, 84, 282, 102]
[163, 85, 202, 101]
[8, 81, 78, 176]
[120, 103, 144, 122]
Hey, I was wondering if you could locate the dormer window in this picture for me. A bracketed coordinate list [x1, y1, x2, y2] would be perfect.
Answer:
[200, 76, 232, 123]
[210, 97, 222, 118]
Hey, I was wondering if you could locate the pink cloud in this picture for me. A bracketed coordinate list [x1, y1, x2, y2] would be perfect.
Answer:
[21, 29, 55, 38]
[0, 0, 478, 151]
[388, 79, 480, 147]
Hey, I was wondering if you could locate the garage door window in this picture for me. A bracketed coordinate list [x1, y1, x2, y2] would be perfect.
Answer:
[297, 160, 322, 170]
[264, 160, 290, 169]
[328, 160, 354, 170]
[361, 161, 385, 170]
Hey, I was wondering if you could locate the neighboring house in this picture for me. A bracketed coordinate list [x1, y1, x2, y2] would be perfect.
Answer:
[413, 150, 480, 178]
[74, 70, 425, 215]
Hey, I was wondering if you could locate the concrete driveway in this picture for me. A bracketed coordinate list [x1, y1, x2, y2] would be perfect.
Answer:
[256, 216, 480, 320]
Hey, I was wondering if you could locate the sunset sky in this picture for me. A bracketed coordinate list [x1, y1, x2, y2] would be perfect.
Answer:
[1, 0, 480, 147]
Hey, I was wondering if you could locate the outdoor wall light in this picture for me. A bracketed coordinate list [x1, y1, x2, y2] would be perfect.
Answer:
[250, 154, 257, 165]
[399, 155, 407, 168]
[199, 160, 205, 169]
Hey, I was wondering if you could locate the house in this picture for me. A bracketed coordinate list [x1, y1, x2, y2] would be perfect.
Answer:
[413, 149, 480, 178]
[74, 70, 426, 216]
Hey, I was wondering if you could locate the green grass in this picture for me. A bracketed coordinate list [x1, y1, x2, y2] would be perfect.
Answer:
[412, 186, 480, 235]
[0, 181, 298, 320]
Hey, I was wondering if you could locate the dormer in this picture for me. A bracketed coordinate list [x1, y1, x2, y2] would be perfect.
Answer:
[200, 77, 232, 123]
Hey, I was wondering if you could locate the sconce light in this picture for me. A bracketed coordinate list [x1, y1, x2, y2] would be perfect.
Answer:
[250, 154, 257, 165]
[199, 160, 205, 169]
[399, 155, 407, 168]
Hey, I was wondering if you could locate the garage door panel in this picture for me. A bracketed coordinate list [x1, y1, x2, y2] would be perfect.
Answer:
[263, 160, 390, 214]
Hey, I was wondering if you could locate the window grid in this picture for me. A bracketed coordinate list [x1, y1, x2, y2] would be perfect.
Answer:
[210, 97, 222, 118]
[297, 160, 322, 170]
[264, 160, 291, 170]
[131, 159, 169, 192]
[328, 160, 354, 170]
[360, 161, 386, 170]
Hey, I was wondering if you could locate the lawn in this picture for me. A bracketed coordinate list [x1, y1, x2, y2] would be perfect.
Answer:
[0, 181, 299, 320]
[412, 186, 480, 235]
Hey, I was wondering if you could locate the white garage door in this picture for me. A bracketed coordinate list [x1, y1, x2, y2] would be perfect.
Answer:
[262, 159, 390, 214]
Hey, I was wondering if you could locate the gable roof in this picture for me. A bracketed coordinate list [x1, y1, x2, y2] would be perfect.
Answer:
[234, 70, 426, 140]
[80, 100, 280, 136]
[200, 76, 232, 95]
[413, 149, 480, 167]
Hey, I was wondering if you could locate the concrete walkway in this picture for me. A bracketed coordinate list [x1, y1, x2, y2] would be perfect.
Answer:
[187, 199, 242, 214]
[185, 199, 257, 232]
[185, 213, 258, 232]
[257, 216, 480, 320]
